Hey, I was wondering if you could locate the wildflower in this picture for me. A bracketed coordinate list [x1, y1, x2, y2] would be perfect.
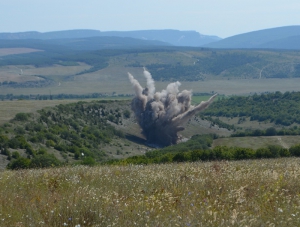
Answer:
[278, 208, 283, 213]
[63, 223, 68, 226]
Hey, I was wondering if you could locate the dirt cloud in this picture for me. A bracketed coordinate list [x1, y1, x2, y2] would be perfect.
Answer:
[128, 69, 217, 146]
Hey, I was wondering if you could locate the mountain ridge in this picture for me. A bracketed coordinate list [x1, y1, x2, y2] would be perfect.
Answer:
[0, 29, 221, 47]
[205, 25, 300, 49]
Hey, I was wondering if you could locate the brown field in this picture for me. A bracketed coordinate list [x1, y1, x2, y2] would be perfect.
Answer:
[0, 48, 42, 56]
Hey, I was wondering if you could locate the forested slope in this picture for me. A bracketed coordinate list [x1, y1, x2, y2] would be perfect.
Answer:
[0, 100, 131, 169]
[203, 91, 300, 126]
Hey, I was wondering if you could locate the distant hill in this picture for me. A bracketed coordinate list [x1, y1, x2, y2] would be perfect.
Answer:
[0, 36, 170, 51]
[0, 29, 221, 47]
[205, 26, 300, 49]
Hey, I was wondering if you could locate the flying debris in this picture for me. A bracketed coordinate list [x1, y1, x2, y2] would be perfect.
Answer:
[128, 69, 217, 146]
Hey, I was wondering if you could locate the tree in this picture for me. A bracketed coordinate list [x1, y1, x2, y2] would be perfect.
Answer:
[123, 110, 131, 119]
[7, 157, 31, 170]
[265, 127, 277, 136]
[30, 154, 61, 168]
[14, 113, 29, 121]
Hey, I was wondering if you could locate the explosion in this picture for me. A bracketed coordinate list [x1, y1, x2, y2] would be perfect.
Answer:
[128, 69, 217, 146]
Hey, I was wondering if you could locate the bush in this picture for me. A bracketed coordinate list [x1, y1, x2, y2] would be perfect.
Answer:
[12, 151, 20, 159]
[289, 144, 300, 156]
[14, 113, 29, 122]
[81, 156, 96, 166]
[46, 140, 56, 147]
[267, 145, 281, 158]
[7, 157, 31, 170]
[123, 110, 131, 119]
[172, 152, 187, 162]
[256, 148, 272, 158]
[30, 154, 61, 168]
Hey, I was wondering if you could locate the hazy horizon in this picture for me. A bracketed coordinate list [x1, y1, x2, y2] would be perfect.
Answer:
[1, 0, 300, 38]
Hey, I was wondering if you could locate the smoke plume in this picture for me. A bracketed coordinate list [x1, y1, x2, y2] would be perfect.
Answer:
[128, 69, 217, 146]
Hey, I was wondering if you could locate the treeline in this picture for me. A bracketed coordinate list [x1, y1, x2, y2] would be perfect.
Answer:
[0, 100, 130, 169]
[108, 142, 300, 165]
[0, 93, 133, 101]
[232, 126, 300, 137]
[203, 91, 300, 126]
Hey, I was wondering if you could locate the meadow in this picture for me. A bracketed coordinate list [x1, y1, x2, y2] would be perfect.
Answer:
[1, 158, 300, 226]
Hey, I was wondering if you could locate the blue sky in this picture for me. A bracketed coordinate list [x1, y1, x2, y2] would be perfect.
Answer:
[1, 0, 300, 38]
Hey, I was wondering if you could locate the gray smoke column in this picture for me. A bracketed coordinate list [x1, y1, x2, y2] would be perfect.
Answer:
[128, 69, 217, 146]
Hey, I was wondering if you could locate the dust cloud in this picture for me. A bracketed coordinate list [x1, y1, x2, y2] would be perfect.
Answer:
[128, 69, 217, 146]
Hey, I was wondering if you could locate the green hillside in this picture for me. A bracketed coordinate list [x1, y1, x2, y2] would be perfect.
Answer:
[0, 100, 137, 168]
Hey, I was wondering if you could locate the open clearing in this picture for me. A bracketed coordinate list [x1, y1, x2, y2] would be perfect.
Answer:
[1, 61, 300, 95]
[0, 48, 42, 56]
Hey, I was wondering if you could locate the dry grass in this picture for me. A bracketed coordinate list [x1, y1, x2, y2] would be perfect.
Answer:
[1, 60, 300, 96]
[0, 48, 42, 56]
[1, 158, 300, 226]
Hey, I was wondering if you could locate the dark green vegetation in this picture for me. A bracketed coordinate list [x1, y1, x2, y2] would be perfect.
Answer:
[109, 135, 300, 165]
[0, 100, 132, 169]
[203, 91, 300, 126]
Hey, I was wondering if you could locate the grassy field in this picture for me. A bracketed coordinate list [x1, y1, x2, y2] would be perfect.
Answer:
[1, 158, 300, 226]
[1, 55, 300, 96]
[213, 135, 300, 149]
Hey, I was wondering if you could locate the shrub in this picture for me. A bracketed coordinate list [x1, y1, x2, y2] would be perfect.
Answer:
[123, 110, 131, 118]
[14, 113, 29, 122]
[289, 144, 300, 156]
[173, 152, 187, 162]
[12, 151, 20, 159]
[30, 154, 61, 168]
[46, 140, 56, 147]
[256, 148, 272, 158]
[7, 157, 31, 170]
[81, 156, 96, 166]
